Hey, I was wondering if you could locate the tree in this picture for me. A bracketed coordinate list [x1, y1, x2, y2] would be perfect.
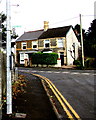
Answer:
[74, 23, 96, 57]
[0, 13, 18, 47]
[84, 19, 96, 57]
[74, 24, 86, 42]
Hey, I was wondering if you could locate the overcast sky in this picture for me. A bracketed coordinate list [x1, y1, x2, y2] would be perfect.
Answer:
[0, 0, 96, 36]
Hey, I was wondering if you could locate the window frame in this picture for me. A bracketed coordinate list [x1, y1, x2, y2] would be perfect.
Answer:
[32, 41, 38, 49]
[20, 53, 25, 64]
[22, 42, 27, 50]
[57, 38, 64, 47]
[44, 39, 50, 48]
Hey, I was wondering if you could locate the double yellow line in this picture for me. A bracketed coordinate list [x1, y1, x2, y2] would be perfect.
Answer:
[32, 73, 81, 120]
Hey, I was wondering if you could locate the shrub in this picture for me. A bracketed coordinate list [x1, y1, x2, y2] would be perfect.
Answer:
[85, 58, 96, 68]
[30, 53, 58, 65]
[74, 60, 83, 69]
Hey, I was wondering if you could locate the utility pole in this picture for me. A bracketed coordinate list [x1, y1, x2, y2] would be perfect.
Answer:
[0, 16, 2, 119]
[6, 0, 12, 114]
[80, 14, 84, 67]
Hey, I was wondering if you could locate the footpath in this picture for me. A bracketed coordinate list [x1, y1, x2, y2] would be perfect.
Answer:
[2, 72, 58, 120]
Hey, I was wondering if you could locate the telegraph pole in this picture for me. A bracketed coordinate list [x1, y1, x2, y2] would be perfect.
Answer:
[6, 0, 12, 114]
[80, 14, 84, 67]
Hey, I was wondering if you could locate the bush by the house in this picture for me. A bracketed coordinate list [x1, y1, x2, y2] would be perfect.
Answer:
[74, 57, 96, 69]
[30, 53, 58, 65]
[74, 59, 83, 69]
[85, 57, 96, 69]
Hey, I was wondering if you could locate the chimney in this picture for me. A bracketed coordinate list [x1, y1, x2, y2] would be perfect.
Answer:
[44, 21, 49, 31]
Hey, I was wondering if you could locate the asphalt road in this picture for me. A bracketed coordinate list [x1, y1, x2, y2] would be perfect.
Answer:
[18, 67, 96, 120]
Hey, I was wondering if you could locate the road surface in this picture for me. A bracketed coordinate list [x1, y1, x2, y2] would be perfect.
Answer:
[19, 67, 96, 120]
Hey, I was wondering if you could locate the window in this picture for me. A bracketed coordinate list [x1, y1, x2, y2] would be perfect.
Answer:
[32, 41, 38, 49]
[20, 53, 24, 64]
[27, 41, 32, 48]
[38, 40, 43, 47]
[58, 38, 63, 47]
[44, 40, 50, 48]
[50, 39, 56, 46]
[22, 42, 27, 50]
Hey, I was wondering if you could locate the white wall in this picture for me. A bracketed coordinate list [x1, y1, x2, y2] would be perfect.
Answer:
[66, 27, 80, 65]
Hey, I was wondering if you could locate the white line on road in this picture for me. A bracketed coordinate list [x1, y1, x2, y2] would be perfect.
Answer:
[39, 71, 45, 73]
[62, 72, 70, 74]
[81, 73, 90, 75]
[19, 70, 95, 76]
[47, 71, 53, 73]
[70, 72, 80, 75]
[54, 72, 60, 73]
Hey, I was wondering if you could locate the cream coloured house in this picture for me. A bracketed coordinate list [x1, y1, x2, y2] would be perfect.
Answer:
[16, 22, 80, 66]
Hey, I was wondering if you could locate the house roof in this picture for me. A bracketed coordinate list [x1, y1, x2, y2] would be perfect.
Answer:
[16, 25, 72, 42]
[39, 25, 72, 39]
[16, 29, 44, 41]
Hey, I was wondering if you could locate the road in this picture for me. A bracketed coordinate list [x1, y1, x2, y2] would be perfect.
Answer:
[18, 67, 96, 120]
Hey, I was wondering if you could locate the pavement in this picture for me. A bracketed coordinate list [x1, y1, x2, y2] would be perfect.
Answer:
[61, 65, 77, 69]
[2, 72, 58, 120]
[1, 65, 79, 120]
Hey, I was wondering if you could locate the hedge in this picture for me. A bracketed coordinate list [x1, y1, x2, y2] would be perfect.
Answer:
[85, 57, 96, 68]
[30, 53, 58, 65]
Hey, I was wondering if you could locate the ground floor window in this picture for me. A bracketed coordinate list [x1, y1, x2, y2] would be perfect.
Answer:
[20, 53, 24, 64]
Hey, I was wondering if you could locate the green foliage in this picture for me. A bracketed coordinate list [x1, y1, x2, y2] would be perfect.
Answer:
[84, 19, 96, 57]
[74, 24, 86, 42]
[74, 57, 96, 69]
[74, 60, 83, 69]
[74, 21, 96, 58]
[85, 58, 96, 69]
[0, 13, 18, 46]
[30, 53, 58, 65]
[0, 13, 7, 23]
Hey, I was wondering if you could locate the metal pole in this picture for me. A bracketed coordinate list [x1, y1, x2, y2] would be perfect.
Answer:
[80, 14, 84, 67]
[0, 15, 2, 119]
[6, 0, 12, 114]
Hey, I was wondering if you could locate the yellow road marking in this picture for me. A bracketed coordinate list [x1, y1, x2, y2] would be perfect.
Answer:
[32, 73, 81, 120]
[46, 78, 81, 119]
[46, 80, 74, 119]
[33, 74, 73, 119]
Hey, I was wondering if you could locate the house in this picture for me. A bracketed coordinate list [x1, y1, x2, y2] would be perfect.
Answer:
[16, 21, 80, 66]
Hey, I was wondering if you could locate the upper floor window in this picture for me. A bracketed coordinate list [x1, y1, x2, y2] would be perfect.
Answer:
[50, 39, 57, 46]
[32, 41, 38, 49]
[22, 42, 27, 50]
[44, 40, 50, 48]
[57, 38, 63, 47]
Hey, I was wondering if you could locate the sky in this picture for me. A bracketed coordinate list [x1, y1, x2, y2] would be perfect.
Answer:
[0, 0, 96, 36]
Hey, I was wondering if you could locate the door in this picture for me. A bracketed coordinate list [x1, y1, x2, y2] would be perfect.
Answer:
[60, 52, 64, 65]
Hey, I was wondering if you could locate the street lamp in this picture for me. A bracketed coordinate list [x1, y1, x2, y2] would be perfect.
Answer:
[6, 0, 12, 114]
